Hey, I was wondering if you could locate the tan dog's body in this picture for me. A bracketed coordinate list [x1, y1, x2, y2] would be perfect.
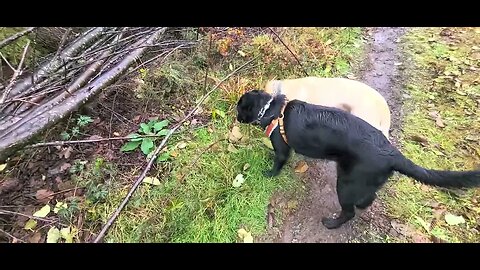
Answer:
[265, 77, 391, 139]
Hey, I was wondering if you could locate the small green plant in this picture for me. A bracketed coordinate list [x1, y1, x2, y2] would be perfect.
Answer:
[61, 115, 93, 140]
[120, 119, 171, 158]
[57, 198, 80, 223]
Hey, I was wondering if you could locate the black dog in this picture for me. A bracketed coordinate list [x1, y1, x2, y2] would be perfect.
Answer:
[236, 89, 480, 229]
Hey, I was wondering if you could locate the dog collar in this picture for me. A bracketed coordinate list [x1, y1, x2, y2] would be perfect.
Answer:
[255, 97, 273, 123]
[263, 100, 289, 144]
[265, 119, 279, 138]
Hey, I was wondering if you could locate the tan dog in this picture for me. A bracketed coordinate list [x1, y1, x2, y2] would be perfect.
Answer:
[265, 77, 391, 139]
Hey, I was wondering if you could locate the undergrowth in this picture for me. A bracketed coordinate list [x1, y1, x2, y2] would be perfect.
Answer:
[383, 27, 480, 243]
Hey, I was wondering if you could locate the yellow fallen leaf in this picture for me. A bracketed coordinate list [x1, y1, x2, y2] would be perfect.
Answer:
[294, 161, 309, 173]
[33, 204, 51, 218]
[243, 232, 254, 243]
[24, 219, 37, 231]
[60, 227, 74, 243]
[243, 163, 250, 171]
[232, 174, 245, 188]
[237, 228, 254, 242]
[237, 228, 248, 238]
[444, 213, 465, 225]
[229, 126, 243, 142]
[177, 142, 187, 149]
[47, 227, 61, 243]
[227, 144, 238, 153]
[54, 202, 68, 214]
[238, 50, 246, 57]
[143, 176, 161, 186]
[0, 163, 6, 172]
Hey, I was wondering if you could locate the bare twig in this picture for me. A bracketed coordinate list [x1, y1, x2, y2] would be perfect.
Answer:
[203, 33, 213, 93]
[0, 209, 67, 227]
[97, 102, 134, 125]
[34, 187, 81, 201]
[268, 27, 309, 77]
[122, 42, 194, 78]
[0, 40, 30, 104]
[26, 134, 170, 148]
[0, 53, 15, 71]
[92, 57, 256, 243]
[0, 228, 26, 243]
[54, 28, 72, 59]
[0, 27, 36, 50]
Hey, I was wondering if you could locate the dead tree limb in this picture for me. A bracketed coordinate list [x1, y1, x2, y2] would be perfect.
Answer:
[0, 41, 31, 104]
[5, 27, 111, 99]
[0, 31, 127, 135]
[0, 27, 36, 50]
[26, 134, 172, 148]
[92, 56, 256, 243]
[0, 28, 168, 162]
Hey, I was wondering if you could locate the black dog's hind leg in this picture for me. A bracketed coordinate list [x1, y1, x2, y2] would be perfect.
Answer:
[264, 131, 291, 177]
[355, 193, 377, 209]
[321, 181, 356, 229]
[321, 164, 356, 229]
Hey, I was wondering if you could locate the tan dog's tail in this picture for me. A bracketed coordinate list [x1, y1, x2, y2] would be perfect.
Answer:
[265, 80, 282, 95]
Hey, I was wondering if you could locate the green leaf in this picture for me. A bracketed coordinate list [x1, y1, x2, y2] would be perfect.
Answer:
[444, 213, 465, 225]
[157, 129, 170, 136]
[54, 202, 68, 214]
[24, 219, 37, 231]
[140, 123, 151, 134]
[153, 120, 169, 132]
[33, 204, 51, 218]
[47, 227, 61, 243]
[232, 174, 245, 188]
[120, 140, 142, 152]
[143, 176, 161, 186]
[0, 163, 6, 172]
[157, 152, 170, 162]
[140, 138, 154, 155]
[127, 133, 143, 142]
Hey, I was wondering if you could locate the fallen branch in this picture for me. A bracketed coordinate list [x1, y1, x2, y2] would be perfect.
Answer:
[0, 27, 36, 50]
[0, 40, 30, 104]
[268, 27, 309, 77]
[92, 57, 256, 243]
[6, 27, 110, 98]
[0, 37, 119, 134]
[26, 134, 172, 148]
[0, 228, 26, 243]
[0, 209, 68, 227]
[0, 28, 168, 162]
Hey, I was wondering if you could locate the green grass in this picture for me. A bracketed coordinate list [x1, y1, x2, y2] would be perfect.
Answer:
[74, 27, 365, 243]
[382, 27, 480, 242]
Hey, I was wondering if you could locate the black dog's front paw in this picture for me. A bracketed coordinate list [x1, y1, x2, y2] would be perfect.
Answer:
[263, 170, 279, 178]
[321, 210, 355, 229]
[321, 217, 343, 229]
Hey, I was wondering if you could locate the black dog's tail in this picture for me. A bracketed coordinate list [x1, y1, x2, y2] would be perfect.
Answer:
[392, 152, 480, 189]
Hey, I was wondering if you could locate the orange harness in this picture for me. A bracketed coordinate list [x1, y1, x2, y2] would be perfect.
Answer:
[264, 101, 288, 144]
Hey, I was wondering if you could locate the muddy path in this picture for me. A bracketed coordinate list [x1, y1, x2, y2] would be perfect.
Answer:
[270, 27, 408, 243]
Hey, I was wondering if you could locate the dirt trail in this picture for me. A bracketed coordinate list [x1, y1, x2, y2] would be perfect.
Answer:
[272, 27, 407, 243]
